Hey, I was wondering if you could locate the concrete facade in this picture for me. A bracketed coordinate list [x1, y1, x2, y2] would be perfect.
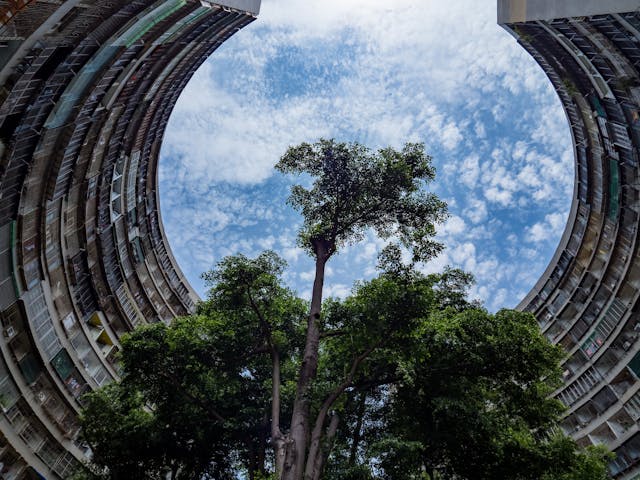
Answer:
[204, 0, 260, 15]
[0, 1, 258, 477]
[498, 0, 640, 23]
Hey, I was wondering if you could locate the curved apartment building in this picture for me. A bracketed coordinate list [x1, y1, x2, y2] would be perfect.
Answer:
[500, 1, 640, 478]
[2, 0, 640, 478]
[0, 0, 259, 477]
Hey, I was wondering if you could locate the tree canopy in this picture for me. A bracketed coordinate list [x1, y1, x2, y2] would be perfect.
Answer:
[275, 140, 447, 261]
[78, 140, 612, 480]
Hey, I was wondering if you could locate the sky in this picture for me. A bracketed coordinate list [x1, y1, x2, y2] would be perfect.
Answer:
[158, 0, 574, 312]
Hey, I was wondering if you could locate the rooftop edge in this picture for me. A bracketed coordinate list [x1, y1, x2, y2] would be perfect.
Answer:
[498, 0, 640, 24]
[204, 0, 261, 15]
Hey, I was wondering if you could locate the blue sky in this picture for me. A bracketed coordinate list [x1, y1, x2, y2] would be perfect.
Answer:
[158, 0, 573, 312]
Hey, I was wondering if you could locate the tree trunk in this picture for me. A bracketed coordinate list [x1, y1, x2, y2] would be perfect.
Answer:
[275, 438, 287, 478]
[248, 440, 256, 480]
[310, 413, 339, 480]
[425, 463, 436, 480]
[282, 240, 330, 480]
[170, 461, 179, 480]
[349, 392, 367, 465]
[305, 346, 375, 480]
[271, 348, 287, 478]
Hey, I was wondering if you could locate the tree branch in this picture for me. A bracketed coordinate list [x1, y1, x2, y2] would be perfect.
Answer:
[319, 329, 347, 339]
[157, 371, 225, 423]
[245, 285, 273, 342]
[304, 341, 382, 480]
[271, 347, 283, 440]
[243, 284, 286, 474]
[311, 413, 340, 480]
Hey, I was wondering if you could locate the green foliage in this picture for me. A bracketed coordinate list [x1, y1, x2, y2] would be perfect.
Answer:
[313, 274, 612, 480]
[372, 308, 593, 480]
[66, 465, 104, 480]
[79, 139, 612, 480]
[275, 139, 447, 260]
[539, 436, 614, 480]
[80, 385, 156, 478]
[324, 463, 376, 480]
[80, 255, 613, 479]
[81, 322, 237, 479]
[199, 250, 306, 356]
[81, 252, 308, 480]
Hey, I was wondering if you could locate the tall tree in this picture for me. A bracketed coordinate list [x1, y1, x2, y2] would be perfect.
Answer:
[78, 140, 612, 480]
[79, 254, 612, 480]
[384, 307, 612, 480]
[274, 140, 447, 480]
[81, 252, 307, 480]
[80, 319, 238, 479]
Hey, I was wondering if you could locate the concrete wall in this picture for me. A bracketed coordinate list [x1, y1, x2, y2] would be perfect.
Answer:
[210, 0, 261, 15]
[498, 0, 640, 23]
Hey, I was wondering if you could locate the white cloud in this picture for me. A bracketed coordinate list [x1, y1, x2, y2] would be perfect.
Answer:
[485, 186, 513, 206]
[464, 198, 488, 224]
[324, 283, 351, 299]
[282, 246, 304, 263]
[441, 215, 467, 236]
[355, 241, 379, 263]
[158, 0, 573, 311]
[162, 0, 558, 184]
[299, 269, 315, 282]
[527, 212, 567, 244]
[459, 154, 481, 188]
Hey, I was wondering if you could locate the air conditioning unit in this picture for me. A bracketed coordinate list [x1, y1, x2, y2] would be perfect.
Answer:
[3, 326, 16, 339]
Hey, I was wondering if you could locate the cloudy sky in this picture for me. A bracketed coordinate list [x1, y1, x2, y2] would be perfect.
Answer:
[158, 0, 574, 312]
